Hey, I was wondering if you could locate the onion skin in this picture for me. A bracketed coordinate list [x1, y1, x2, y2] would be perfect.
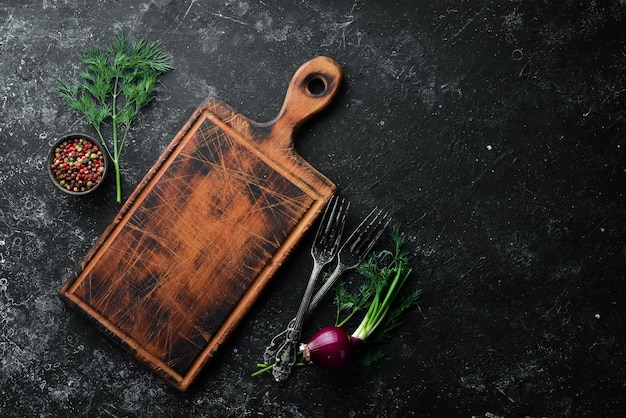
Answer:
[302, 326, 357, 370]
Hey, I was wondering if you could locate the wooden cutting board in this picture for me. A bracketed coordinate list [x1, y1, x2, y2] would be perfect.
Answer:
[59, 56, 342, 391]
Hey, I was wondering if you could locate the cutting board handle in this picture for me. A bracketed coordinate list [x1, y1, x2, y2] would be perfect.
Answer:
[267, 56, 342, 148]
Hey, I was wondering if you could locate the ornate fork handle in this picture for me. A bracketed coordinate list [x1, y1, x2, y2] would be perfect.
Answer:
[263, 318, 295, 364]
[270, 262, 323, 381]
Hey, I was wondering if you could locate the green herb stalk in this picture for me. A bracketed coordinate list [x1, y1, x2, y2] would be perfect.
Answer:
[58, 33, 173, 203]
[336, 226, 421, 344]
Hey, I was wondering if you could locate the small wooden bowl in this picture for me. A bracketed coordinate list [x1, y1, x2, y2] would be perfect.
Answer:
[48, 133, 109, 196]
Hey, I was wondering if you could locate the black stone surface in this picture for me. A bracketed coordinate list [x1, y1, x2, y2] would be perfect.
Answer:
[1, 1, 625, 417]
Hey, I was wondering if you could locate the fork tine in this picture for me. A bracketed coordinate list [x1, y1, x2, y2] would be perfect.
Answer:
[313, 195, 339, 247]
[344, 208, 388, 258]
[327, 198, 349, 253]
[356, 212, 391, 258]
[313, 196, 349, 255]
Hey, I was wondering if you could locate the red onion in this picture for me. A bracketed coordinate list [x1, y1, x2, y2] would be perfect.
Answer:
[301, 326, 360, 370]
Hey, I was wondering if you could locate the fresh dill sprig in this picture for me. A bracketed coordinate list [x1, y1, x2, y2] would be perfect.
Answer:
[58, 33, 174, 203]
[359, 350, 386, 368]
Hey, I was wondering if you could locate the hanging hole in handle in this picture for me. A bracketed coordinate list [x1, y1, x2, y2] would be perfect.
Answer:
[305, 75, 328, 97]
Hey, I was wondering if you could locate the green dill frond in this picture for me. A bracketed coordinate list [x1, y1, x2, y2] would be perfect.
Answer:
[334, 284, 356, 311]
[107, 32, 130, 60]
[107, 32, 125, 54]
[75, 92, 96, 115]
[116, 107, 138, 127]
[81, 50, 109, 73]
[80, 74, 109, 104]
[358, 350, 386, 368]
[83, 103, 110, 128]
[390, 226, 410, 266]
[132, 39, 174, 74]
[334, 282, 365, 327]
[57, 76, 80, 107]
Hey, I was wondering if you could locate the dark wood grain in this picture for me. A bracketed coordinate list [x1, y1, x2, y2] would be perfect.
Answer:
[59, 57, 342, 391]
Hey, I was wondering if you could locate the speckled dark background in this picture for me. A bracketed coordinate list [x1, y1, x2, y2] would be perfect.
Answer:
[1, 1, 625, 417]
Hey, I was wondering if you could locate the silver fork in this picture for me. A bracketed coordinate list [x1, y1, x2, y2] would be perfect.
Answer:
[265, 196, 349, 381]
[305, 207, 390, 317]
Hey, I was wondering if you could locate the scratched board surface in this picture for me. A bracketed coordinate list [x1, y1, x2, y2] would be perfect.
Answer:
[69, 112, 313, 376]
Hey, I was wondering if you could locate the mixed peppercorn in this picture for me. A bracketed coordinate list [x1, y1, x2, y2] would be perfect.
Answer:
[50, 137, 106, 193]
